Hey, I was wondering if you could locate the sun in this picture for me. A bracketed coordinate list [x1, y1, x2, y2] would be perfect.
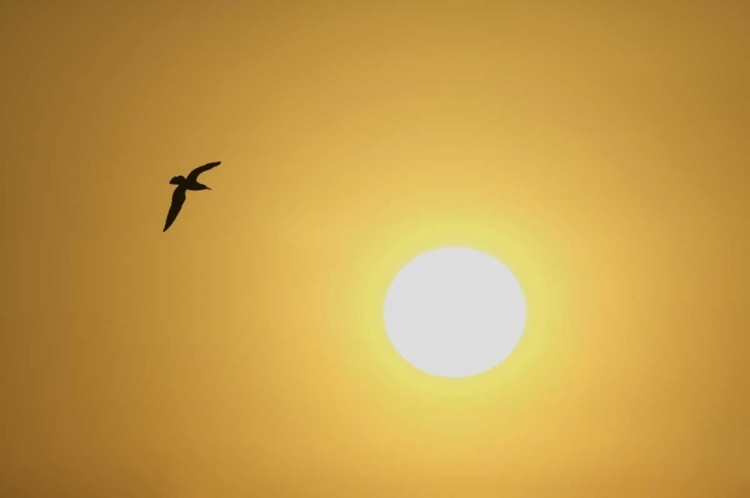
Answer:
[383, 247, 527, 378]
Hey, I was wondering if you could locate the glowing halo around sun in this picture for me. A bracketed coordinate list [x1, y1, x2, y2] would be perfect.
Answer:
[383, 247, 527, 378]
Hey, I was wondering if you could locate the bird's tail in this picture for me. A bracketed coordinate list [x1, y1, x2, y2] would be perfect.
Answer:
[169, 175, 185, 185]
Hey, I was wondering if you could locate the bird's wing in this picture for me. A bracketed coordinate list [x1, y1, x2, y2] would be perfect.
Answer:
[186, 161, 221, 181]
[163, 187, 187, 232]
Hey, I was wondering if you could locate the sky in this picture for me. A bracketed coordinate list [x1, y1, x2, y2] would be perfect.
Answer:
[1, 1, 748, 496]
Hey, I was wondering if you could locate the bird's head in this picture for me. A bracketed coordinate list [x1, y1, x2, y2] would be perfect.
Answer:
[169, 175, 185, 185]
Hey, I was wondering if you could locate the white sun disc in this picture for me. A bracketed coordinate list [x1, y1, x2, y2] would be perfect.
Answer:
[383, 247, 526, 378]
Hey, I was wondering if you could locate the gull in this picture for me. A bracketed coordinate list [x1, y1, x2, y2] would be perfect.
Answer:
[163, 161, 221, 232]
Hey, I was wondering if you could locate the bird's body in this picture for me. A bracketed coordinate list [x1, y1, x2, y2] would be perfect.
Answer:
[163, 161, 221, 232]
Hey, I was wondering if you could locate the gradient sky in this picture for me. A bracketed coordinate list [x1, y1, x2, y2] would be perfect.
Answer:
[1, 2, 748, 496]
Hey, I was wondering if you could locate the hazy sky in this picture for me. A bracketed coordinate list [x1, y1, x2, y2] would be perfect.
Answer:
[1, 1, 748, 496]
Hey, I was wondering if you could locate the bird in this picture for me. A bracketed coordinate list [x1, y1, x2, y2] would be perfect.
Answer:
[163, 161, 221, 232]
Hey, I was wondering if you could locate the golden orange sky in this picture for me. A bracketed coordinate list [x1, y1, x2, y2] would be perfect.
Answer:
[1, 1, 748, 496]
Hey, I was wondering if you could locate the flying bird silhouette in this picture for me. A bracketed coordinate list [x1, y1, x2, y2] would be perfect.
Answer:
[163, 161, 221, 232]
